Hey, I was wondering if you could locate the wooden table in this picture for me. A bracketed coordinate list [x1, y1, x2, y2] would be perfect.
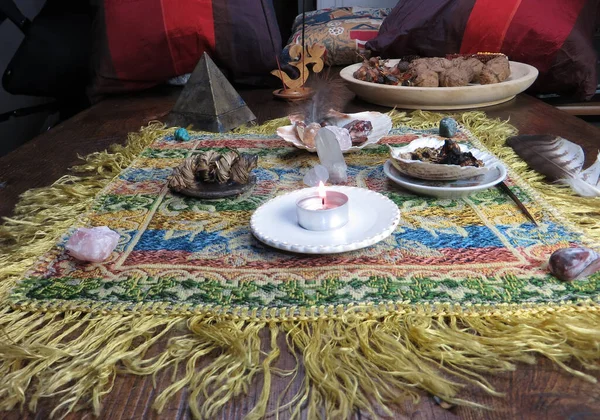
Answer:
[1, 85, 599, 419]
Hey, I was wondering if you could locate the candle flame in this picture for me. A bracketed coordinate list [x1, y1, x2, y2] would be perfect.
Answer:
[318, 181, 326, 207]
[318, 181, 326, 199]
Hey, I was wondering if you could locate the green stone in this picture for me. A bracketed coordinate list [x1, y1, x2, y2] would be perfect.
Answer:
[174, 128, 191, 142]
[439, 117, 458, 138]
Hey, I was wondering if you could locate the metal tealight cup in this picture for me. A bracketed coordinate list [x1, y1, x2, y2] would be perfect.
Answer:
[296, 191, 349, 231]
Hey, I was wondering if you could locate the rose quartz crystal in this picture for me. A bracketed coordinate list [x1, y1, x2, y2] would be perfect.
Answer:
[65, 226, 120, 262]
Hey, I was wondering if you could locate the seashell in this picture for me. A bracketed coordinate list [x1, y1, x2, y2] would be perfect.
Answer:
[278, 111, 392, 153]
[548, 247, 600, 281]
[388, 137, 495, 180]
[288, 113, 304, 125]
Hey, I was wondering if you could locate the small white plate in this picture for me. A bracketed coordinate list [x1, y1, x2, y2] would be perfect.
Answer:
[383, 160, 507, 198]
[251, 186, 400, 254]
[276, 111, 392, 153]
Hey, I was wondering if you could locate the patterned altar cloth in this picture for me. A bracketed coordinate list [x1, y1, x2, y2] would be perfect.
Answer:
[12, 127, 599, 312]
[2, 114, 599, 420]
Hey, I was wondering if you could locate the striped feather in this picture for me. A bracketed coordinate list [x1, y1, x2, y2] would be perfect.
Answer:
[507, 134, 600, 197]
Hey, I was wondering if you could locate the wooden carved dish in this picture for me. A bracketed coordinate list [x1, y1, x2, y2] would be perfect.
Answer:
[171, 175, 257, 199]
[273, 87, 314, 102]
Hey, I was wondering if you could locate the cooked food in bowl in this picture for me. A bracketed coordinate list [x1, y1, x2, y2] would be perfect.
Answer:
[354, 54, 510, 88]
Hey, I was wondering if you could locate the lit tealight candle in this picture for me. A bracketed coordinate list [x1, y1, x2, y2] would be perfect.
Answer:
[296, 182, 349, 231]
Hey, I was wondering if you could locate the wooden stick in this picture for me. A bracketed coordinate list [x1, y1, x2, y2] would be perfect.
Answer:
[275, 56, 287, 91]
[301, 1, 305, 87]
[497, 181, 538, 226]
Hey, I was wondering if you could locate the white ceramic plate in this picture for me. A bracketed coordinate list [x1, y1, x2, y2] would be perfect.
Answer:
[383, 160, 507, 198]
[388, 137, 495, 180]
[251, 186, 399, 254]
[340, 60, 538, 110]
[276, 111, 392, 153]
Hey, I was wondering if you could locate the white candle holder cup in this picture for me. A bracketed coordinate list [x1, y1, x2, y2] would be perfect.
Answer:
[296, 191, 349, 231]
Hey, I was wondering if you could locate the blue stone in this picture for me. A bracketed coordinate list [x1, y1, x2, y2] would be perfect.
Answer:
[439, 117, 458, 138]
[174, 127, 191, 142]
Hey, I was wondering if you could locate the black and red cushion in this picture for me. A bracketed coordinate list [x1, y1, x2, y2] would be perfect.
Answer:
[90, 0, 282, 98]
[367, 0, 599, 100]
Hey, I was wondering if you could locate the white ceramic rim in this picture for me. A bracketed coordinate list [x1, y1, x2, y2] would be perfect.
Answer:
[383, 159, 507, 193]
[250, 186, 400, 254]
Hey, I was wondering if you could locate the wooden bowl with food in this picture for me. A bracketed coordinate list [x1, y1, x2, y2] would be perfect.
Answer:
[341, 55, 538, 110]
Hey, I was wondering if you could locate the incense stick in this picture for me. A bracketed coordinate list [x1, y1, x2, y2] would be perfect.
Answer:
[301, 1, 305, 88]
[497, 181, 538, 226]
[275, 56, 287, 92]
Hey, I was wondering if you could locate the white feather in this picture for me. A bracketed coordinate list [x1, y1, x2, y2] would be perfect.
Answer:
[561, 150, 600, 197]
[558, 178, 600, 197]
[507, 135, 600, 198]
[580, 152, 600, 187]
[552, 137, 586, 177]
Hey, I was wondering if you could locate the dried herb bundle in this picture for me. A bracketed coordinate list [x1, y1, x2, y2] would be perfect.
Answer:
[168, 149, 258, 192]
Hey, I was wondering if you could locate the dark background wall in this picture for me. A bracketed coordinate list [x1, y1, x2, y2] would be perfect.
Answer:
[0, 0, 55, 157]
[0, 0, 316, 158]
[276, 0, 317, 43]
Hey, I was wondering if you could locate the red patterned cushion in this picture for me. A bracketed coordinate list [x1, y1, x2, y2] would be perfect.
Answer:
[90, 0, 281, 98]
[367, 0, 598, 100]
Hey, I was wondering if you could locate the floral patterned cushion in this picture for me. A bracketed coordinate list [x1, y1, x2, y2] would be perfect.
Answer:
[284, 7, 391, 66]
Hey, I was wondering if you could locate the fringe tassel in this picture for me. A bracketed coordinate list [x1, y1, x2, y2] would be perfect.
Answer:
[0, 305, 597, 418]
[1, 112, 599, 418]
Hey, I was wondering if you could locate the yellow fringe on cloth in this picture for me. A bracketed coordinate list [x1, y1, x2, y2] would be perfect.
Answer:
[0, 112, 598, 419]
